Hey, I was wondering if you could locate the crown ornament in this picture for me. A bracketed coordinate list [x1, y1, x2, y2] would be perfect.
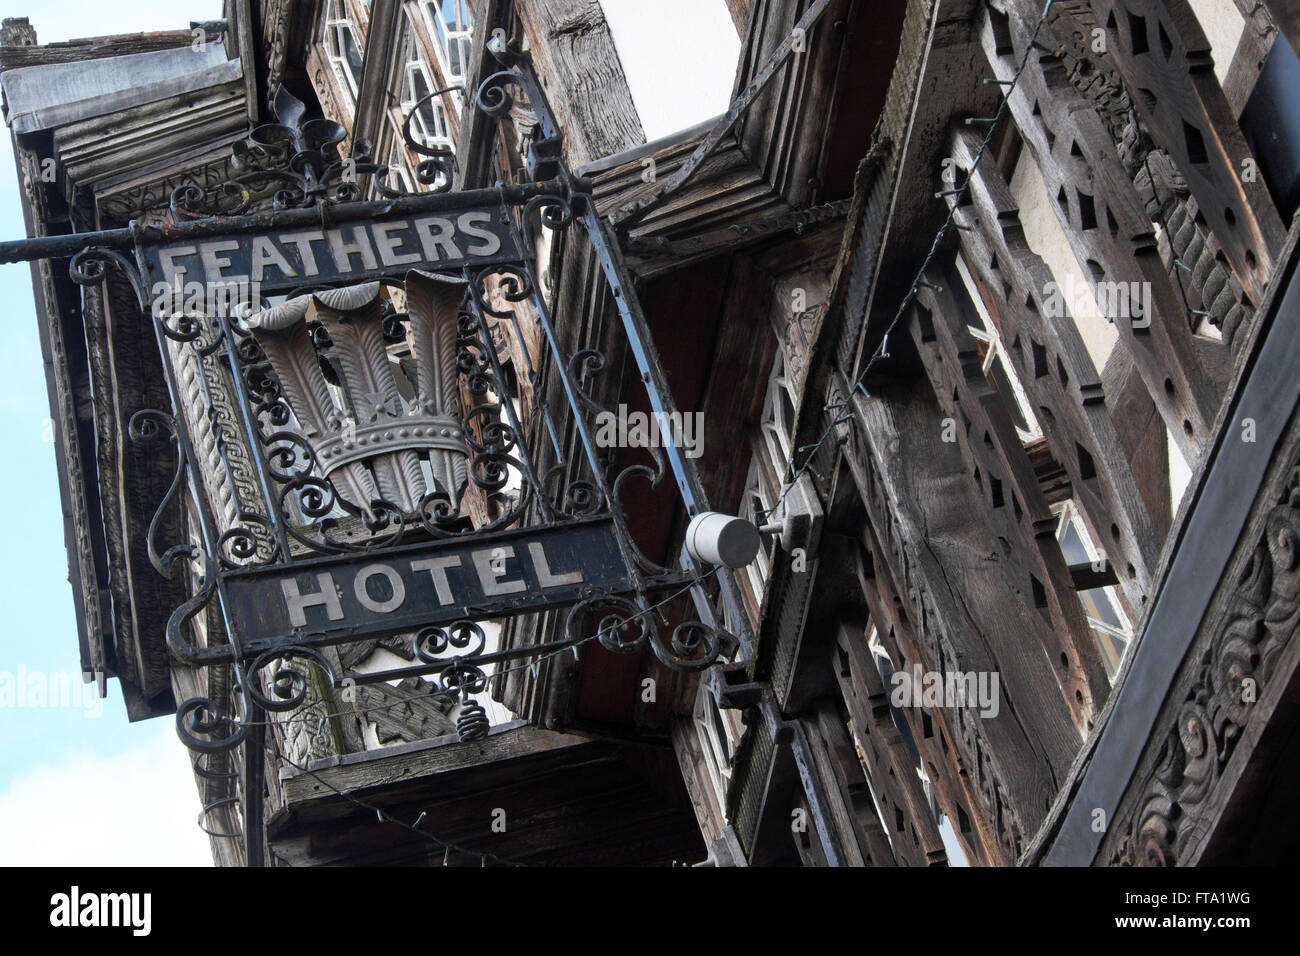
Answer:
[244, 271, 471, 523]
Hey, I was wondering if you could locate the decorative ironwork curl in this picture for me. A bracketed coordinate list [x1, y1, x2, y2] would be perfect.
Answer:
[197, 797, 243, 839]
[441, 661, 489, 697]
[567, 348, 610, 418]
[455, 698, 489, 741]
[471, 263, 533, 319]
[381, 84, 463, 194]
[217, 512, 278, 568]
[164, 557, 220, 665]
[476, 70, 526, 118]
[69, 246, 150, 310]
[651, 621, 729, 672]
[247, 646, 338, 713]
[522, 194, 572, 250]
[176, 690, 247, 754]
[565, 594, 653, 655]
[413, 620, 488, 663]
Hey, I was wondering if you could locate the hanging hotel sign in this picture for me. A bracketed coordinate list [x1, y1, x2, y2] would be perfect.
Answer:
[138, 205, 522, 296]
[221, 518, 634, 654]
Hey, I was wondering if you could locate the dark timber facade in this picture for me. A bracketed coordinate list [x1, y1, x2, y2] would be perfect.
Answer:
[3, 0, 1299, 866]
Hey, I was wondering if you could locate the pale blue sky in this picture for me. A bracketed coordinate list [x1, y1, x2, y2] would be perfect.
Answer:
[0, 0, 738, 865]
[0, 0, 236, 866]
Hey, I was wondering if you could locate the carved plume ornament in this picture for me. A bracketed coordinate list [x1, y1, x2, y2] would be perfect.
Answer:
[243, 274, 468, 522]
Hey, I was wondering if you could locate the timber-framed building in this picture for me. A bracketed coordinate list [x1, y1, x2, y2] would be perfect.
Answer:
[2, 0, 1298, 866]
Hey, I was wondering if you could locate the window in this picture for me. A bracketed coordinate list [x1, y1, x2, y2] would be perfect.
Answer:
[1054, 499, 1132, 676]
[737, 458, 776, 613]
[759, 347, 798, 467]
[421, 0, 474, 87]
[325, 0, 365, 106]
[385, 139, 415, 193]
[694, 684, 742, 804]
[955, 255, 1042, 443]
[400, 34, 454, 153]
[732, 346, 800, 625]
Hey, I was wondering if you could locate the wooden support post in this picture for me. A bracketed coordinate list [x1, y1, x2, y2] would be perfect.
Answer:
[909, 278, 1110, 729]
[983, 7, 1224, 461]
[837, 376, 1082, 860]
[946, 127, 1162, 614]
[830, 622, 949, 865]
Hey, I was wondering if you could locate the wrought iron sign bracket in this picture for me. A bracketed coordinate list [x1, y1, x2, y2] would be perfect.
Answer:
[0, 34, 759, 865]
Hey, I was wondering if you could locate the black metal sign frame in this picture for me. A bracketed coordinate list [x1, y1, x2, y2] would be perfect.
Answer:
[0, 37, 761, 866]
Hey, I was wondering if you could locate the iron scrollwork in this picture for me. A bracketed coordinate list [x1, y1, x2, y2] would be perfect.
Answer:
[117, 49, 746, 767]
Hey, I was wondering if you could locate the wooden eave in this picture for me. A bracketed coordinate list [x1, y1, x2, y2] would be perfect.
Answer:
[0, 18, 275, 717]
[268, 721, 706, 865]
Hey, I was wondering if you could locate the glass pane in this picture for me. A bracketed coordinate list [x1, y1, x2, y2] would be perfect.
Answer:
[449, 38, 465, 78]
[1082, 587, 1122, 629]
[427, 2, 447, 45]
[445, 0, 468, 31]
[343, 26, 363, 80]
[1059, 518, 1090, 566]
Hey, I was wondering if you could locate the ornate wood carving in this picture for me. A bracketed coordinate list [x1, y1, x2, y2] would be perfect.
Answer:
[352, 678, 457, 746]
[1105, 442, 1300, 865]
[983, 3, 1220, 461]
[1073, 0, 1286, 303]
[1048, 0, 1257, 354]
[946, 127, 1161, 612]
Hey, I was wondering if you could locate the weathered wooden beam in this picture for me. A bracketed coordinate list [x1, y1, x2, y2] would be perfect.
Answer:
[832, 622, 947, 865]
[911, 277, 1110, 729]
[514, 0, 644, 168]
[839, 374, 1083, 859]
[947, 126, 1162, 611]
[1069, 0, 1287, 301]
[844, 533, 1011, 865]
[811, 701, 899, 866]
[981, 7, 1222, 461]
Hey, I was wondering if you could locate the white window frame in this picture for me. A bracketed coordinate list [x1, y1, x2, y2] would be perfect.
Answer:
[419, 0, 474, 90]
[399, 33, 455, 153]
[1053, 499, 1132, 676]
[385, 139, 416, 193]
[693, 685, 742, 805]
[955, 254, 1042, 444]
[325, 0, 364, 108]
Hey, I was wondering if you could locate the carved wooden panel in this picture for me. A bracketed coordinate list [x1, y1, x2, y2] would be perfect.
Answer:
[1104, 417, 1300, 865]
[1073, 0, 1285, 302]
[982, 5, 1220, 460]
[1046, 0, 1256, 355]
[909, 278, 1109, 730]
[946, 127, 1161, 613]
